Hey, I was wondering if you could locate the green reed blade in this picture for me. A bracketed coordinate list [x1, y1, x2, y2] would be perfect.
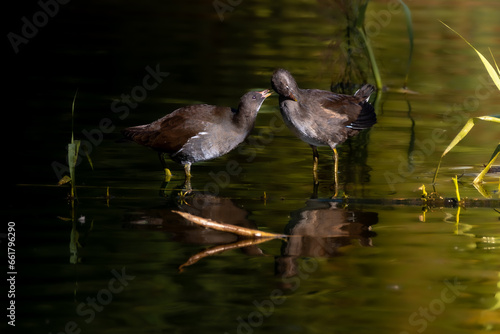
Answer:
[440, 21, 500, 90]
[432, 159, 442, 185]
[477, 115, 500, 123]
[488, 142, 500, 162]
[452, 175, 461, 202]
[356, 0, 369, 28]
[490, 48, 500, 76]
[473, 145, 500, 185]
[433, 116, 500, 184]
[399, 0, 413, 87]
[81, 144, 94, 171]
[68, 140, 80, 198]
[71, 89, 78, 144]
[358, 27, 383, 90]
[441, 118, 475, 158]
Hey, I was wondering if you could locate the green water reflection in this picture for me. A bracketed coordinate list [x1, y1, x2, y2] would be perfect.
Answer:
[8, 0, 500, 333]
[14, 186, 500, 334]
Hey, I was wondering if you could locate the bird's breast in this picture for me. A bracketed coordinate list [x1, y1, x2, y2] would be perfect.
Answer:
[280, 100, 329, 147]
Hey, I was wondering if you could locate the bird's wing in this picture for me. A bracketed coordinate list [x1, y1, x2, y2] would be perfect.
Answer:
[123, 104, 226, 153]
[316, 90, 376, 130]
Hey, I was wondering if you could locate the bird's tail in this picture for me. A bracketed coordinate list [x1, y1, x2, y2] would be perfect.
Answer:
[122, 126, 142, 140]
[121, 125, 152, 145]
[348, 84, 377, 130]
[354, 84, 375, 102]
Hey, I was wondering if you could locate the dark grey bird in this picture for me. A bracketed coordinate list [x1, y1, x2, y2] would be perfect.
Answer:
[123, 89, 271, 185]
[271, 68, 376, 195]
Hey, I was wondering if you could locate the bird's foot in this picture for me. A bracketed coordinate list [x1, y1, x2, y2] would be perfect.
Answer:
[178, 187, 194, 205]
[164, 168, 172, 182]
[331, 185, 338, 199]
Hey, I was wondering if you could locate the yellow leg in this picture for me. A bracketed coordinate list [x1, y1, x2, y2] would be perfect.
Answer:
[158, 152, 172, 181]
[184, 164, 192, 179]
[159, 169, 172, 198]
[164, 168, 172, 182]
[183, 164, 192, 193]
[311, 145, 319, 184]
[332, 148, 338, 197]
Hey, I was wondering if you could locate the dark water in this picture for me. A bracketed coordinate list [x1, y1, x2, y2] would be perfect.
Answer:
[5, 0, 500, 333]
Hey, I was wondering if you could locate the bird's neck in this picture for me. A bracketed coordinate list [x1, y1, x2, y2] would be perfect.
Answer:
[233, 104, 257, 130]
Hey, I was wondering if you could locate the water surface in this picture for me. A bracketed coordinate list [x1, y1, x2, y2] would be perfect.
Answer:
[6, 0, 500, 333]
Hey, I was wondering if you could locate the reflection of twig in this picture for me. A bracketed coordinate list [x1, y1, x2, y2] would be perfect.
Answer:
[174, 210, 286, 271]
[178, 238, 274, 272]
[173, 211, 286, 238]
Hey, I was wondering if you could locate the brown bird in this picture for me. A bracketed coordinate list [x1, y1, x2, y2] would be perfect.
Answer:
[123, 89, 271, 185]
[271, 68, 376, 194]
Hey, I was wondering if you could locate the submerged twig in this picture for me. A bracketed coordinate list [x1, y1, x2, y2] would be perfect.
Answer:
[173, 211, 286, 238]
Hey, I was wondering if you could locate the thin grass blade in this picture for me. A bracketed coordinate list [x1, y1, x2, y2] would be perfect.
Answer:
[440, 21, 500, 90]
[81, 145, 94, 170]
[432, 159, 442, 184]
[476, 115, 500, 123]
[399, 0, 413, 87]
[488, 143, 500, 162]
[452, 175, 461, 202]
[473, 146, 500, 185]
[355, 0, 369, 28]
[472, 181, 490, 198]
[68, 141, 80, 170]
[489, 48, 500, 76]
[58, 175, 72, 185]
[71, 89, 78, 143]
[358, 27, 383, 90]
[68, 140, 80, 198]
[441, 118, 475, 157]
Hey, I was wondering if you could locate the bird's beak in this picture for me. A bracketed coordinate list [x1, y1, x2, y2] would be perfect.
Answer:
[259, 89, 272, 98]
[289, 92, 297, 102]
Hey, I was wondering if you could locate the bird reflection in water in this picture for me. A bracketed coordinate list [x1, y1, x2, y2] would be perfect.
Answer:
[276, 200, 378, 281]
[125, 188, 268, 270]
[125, 185, 378, 273]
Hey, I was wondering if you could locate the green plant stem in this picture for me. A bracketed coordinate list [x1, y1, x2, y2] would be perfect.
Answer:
[358, 27, 383, 90]
[398, 0, 413, 87]
[452, 175, 461, 202]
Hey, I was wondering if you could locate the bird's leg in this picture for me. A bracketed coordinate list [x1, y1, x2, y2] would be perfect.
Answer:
[157, 152, 172, 197]
[182, 163, 192, 194]
[332, 147, 338, 197]
[311, 145, 319, 184]
[178, 164, 194, 204]
[158, 152, 172, 182]
[184, 163, 192, 179]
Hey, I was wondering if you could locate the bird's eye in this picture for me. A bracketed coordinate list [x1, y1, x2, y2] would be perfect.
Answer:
[252, 95, 256, 99]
